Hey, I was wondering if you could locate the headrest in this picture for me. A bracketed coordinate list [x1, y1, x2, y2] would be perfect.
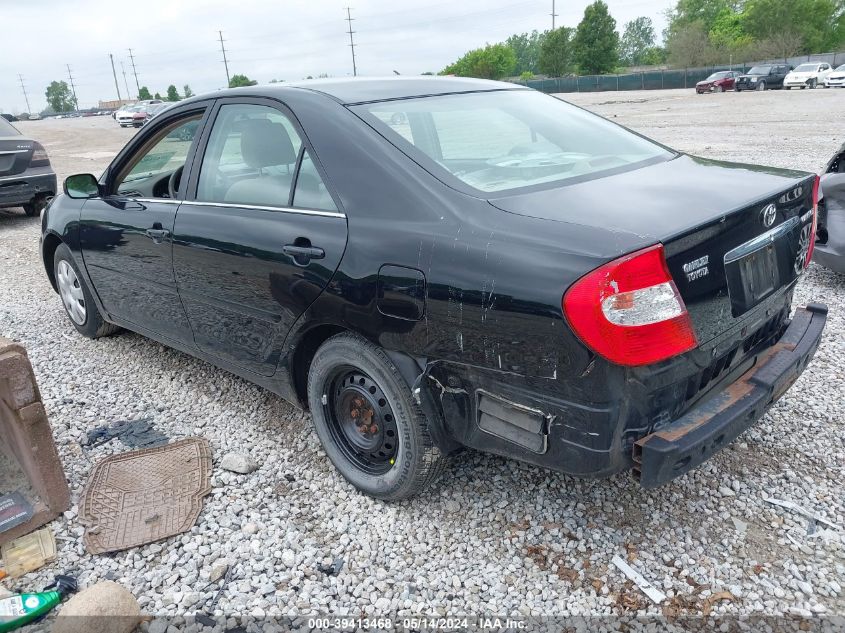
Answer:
[240, 118, 296, 168]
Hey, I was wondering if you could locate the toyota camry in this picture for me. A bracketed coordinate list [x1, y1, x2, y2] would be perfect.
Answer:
[41, 78, 826, 499]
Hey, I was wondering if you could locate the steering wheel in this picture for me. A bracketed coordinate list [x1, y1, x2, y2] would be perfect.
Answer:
[168, 165, 184, 199]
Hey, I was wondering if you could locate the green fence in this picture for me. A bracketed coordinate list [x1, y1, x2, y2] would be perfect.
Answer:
[525, 66, 753, 93]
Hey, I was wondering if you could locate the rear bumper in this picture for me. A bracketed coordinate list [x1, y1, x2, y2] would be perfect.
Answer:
[632, 303, 827, 488]
[0, 170, 57, 208]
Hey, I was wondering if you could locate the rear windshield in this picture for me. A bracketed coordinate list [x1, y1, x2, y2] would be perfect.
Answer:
[0, 117, 20, 136]
[354, 90, 672, 194]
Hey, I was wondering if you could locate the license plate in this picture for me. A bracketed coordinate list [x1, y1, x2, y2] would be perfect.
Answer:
[724, 217, 800, 316]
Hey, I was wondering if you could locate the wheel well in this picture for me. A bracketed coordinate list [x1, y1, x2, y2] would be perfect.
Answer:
[291, 324, 346, 409]
[42, 233, 62, 292]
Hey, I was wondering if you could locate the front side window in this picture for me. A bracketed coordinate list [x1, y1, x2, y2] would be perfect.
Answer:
[356, 90, 672, 194]
[116, 115, 202, 196]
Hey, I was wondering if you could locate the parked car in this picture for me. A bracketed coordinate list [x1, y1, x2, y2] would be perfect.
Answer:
[784, 62, 834, 89]
[825, 64, 845, 88]
[28, 113, 41, 120]
[814, 143, 845, 272]
[695, 70, 741, 93]
[142, 102, 172, 125]
[735, 64, 792, 91]
[2, 113, 19, 122]
[115, 105, 149, 128]
[0, 116, 56, 216]
[42, 78, 826, 499]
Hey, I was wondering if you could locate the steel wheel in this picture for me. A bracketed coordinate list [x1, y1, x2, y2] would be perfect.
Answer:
[323, 366, 399, 476]
[57, 260, 87, 325]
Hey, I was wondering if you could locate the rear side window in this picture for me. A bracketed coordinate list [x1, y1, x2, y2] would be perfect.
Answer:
[195, 103, 336, 211]
[356, 90, 671, 194]
[0, 117, 20, 136]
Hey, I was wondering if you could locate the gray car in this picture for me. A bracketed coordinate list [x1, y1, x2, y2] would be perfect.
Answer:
[815, 143, 845, 273]
[0, 116, 57, 216]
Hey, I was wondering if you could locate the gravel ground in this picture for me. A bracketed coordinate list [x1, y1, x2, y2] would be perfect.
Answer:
[1, 89, 844, 626]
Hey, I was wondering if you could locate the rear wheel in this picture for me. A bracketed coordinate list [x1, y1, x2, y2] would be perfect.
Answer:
[53, 244, 121, 339]
[307, 333, 446, 500]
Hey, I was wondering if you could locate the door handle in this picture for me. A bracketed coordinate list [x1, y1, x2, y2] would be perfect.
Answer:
[145, 228, 170, 243]
[283, 244, 325, 262]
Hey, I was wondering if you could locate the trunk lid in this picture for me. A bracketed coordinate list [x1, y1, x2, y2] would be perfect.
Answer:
[0, 136, 34, 178]
[489, 154, 816, 345]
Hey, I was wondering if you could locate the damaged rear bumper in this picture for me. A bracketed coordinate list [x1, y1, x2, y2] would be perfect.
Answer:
[632, 303, 827, 488]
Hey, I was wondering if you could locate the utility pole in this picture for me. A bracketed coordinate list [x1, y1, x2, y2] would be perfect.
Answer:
[218, 30, 231, 87]
[345, 7, 357, 77]
[120, 62, 131, 101]
[127, 48, 141, 96]
[17, 74, 31, 114]
[66, 64, 79, 112]
[551, 0, 558, 30]
[109, 53, 122, 102]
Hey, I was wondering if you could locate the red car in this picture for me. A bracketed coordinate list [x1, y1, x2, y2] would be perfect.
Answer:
[696, 71, 741, 93]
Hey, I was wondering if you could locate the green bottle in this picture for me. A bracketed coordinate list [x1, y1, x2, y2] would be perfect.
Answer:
[0, 576, 77, 633]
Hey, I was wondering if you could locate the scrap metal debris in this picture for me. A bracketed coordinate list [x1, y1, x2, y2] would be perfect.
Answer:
[611, 555, 666, 604]
[763, 497, 839, 531]
[85, 418, 169, 449]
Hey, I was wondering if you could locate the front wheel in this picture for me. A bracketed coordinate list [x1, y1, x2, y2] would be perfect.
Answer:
[809, 79, 817, 89]
[714, 85, 723, 93]
[307, 333, 447, 500]
[53, 244, 121, 339]
[756, 81, 766, 91]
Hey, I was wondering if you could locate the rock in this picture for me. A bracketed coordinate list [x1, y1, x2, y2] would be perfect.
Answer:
[148, 620, 168, 633]
[281, 549, 296, 567]
[209, 562, 229, 583]
[242, 522, 258, 535]
[718, 486, 736, 497]
[220, 452, 258, 474]
[52, 581, 144, 633]
[798, 581, 813, 596]
[731, 517, 748, 533]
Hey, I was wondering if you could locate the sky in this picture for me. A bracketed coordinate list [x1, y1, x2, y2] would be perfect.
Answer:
[0, 0, 676, 113]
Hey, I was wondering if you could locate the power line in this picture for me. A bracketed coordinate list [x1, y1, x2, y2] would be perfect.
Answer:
[108, 53, 122, 102]
[218, 30, 230, 86]
[120, 62, 131, 100]
[17, 75, 32, 113]
[551, 0, 558, 29]
[345, 7, 357, 77]
[66, 64, 79, 112]
[127, 48, 140, 96]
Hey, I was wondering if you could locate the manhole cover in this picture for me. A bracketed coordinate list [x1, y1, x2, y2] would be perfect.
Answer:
[79, 437, 212, 554]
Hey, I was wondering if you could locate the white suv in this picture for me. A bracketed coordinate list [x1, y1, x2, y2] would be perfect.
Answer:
[784, 62, 834, 89]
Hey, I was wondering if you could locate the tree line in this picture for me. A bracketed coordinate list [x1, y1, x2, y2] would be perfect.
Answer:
[442, 0, 845, 80]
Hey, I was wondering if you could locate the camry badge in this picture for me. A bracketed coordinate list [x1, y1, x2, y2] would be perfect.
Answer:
[761, 203, 777, 228]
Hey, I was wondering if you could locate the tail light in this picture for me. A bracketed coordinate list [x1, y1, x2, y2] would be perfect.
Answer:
[562, 244, 698, 367]
[805, 175, 819, 268]
[29, 142, 50, 167]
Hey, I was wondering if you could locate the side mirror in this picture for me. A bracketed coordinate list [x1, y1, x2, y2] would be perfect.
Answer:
[64, 173, 100, 199]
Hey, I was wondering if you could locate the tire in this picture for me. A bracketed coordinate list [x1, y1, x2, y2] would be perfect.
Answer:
[307, 332, 447, 500]
[756, 81, 766, 91]
[53, 243, 121, 339]
[714, 85, 723, 93]
[809, 79, 817, 89]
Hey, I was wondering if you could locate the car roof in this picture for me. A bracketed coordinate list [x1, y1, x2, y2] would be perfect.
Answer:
[208, 76, 528, 105]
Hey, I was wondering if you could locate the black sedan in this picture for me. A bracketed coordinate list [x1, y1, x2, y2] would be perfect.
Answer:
[41, 78, 825, 499]
[0, 116, 57, 216]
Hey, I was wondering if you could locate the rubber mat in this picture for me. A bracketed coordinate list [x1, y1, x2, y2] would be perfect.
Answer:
[79, 437, 212, 554]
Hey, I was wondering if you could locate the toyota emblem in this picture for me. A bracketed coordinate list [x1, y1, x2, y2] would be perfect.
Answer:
[761, 203, 777, 228]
